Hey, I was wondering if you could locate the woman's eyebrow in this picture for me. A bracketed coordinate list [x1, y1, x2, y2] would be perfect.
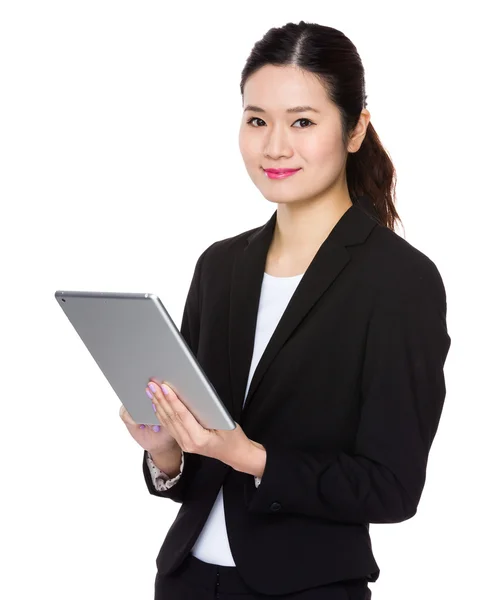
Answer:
[243, 105, 320, 114]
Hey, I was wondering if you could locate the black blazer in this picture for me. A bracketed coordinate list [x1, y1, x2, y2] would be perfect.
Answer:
[142, 196, 451, 596]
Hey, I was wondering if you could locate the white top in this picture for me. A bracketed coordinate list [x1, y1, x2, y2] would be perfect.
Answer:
[147, 270, 304, 566]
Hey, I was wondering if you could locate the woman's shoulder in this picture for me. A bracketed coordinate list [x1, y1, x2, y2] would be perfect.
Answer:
[199, 223, 264, 265]
[369, 222, 435, 265]
[366, 225, 447, 309]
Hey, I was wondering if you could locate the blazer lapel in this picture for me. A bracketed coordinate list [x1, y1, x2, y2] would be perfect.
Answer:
[228, 196, 380, 423]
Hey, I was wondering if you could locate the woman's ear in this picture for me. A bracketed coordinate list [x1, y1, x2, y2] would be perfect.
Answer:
[348, 108, 371, 153]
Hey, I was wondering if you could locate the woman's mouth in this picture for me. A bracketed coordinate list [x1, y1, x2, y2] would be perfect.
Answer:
[263, 168, 301, 180]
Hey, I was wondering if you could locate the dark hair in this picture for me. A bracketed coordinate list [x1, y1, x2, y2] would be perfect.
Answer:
[240, 21, 402, 232]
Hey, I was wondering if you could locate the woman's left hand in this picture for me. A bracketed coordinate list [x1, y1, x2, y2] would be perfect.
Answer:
[146, 377, 254, 470]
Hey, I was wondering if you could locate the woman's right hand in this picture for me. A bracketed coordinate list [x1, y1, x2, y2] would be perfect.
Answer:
[119, 404, 178, 455]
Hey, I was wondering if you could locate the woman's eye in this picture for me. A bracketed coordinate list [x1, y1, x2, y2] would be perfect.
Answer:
[246, 117, 314, 128]
[292, 118, 314, 128]
[246, 117, 266, 127]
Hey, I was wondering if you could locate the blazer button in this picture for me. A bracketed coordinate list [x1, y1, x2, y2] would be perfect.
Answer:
[270, 502, 281, 512]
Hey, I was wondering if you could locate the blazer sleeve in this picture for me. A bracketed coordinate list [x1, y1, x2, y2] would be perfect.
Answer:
[142, 246, 210, 503]
[243, 259, 452, 524]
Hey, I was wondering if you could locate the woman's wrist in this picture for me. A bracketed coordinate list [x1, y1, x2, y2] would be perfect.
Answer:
[148, 441, 182, 476]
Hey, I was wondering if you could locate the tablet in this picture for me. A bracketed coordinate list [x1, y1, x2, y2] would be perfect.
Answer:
[54, 290, 236, 431]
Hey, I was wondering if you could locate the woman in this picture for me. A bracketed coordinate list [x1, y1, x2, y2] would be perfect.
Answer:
[121, 21, 451, 599]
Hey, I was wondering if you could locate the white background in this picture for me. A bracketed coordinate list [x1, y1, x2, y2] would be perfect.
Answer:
[1, 1, 490, 598]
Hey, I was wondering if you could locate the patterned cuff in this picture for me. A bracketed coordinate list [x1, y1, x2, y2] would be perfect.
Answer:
[146, 450, 184, 491]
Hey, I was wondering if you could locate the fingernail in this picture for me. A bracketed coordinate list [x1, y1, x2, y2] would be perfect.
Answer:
[139, 424, 145, 429]
[152, 425, 160, 432]
[152, 403, 156, 412]
[145, 388, 153, 399]
[161, 384, 169, 395]
[148, 382, 157, 393]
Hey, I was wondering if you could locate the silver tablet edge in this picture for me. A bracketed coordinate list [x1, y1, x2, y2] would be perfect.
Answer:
[147, 293, 236, 430]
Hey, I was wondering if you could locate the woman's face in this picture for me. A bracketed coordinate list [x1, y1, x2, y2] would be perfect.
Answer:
[239, 64, 349, 206]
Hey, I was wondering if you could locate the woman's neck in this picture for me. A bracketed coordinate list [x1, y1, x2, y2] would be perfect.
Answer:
[266, 196, 353, 276]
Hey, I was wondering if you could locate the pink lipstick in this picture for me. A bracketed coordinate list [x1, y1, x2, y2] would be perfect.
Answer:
[263, 168, 301, 180]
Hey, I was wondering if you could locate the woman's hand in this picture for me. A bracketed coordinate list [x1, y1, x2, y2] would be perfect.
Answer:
[147, 377, 255, 469]
[119, 403, 178, 455]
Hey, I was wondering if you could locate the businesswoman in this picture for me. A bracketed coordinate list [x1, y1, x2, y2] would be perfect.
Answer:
[121, 21, 451, 600]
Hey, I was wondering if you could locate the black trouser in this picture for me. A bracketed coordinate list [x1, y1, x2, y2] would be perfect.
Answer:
[155, 553, 372, 599]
